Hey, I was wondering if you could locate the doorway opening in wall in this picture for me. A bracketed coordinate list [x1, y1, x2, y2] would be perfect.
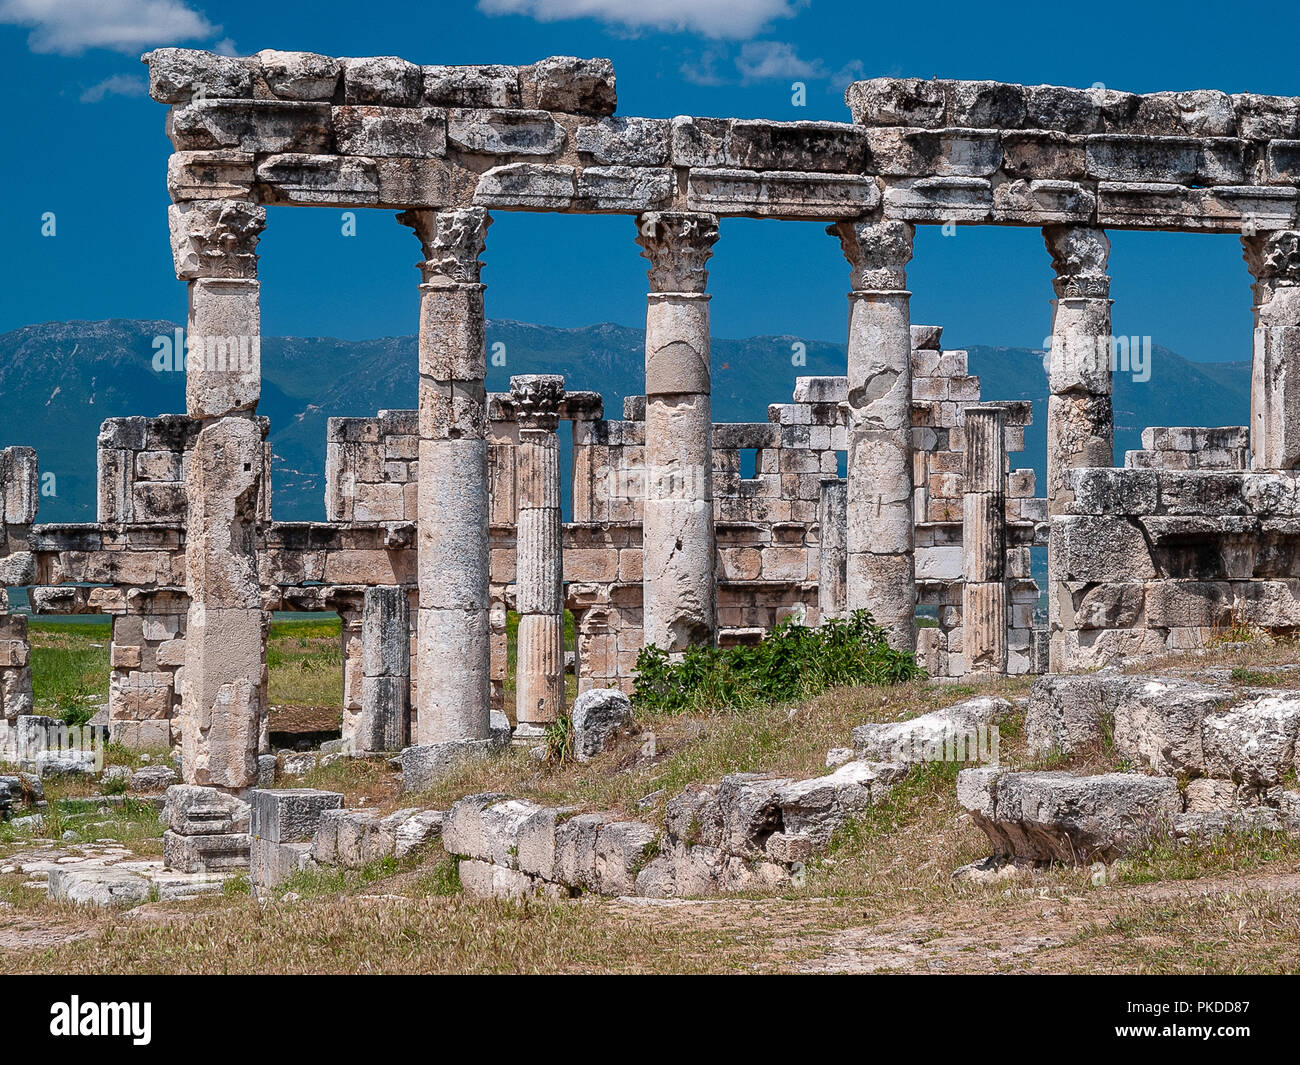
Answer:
[503, 608, 578, 725]
[267, 611, 344, 750]
[738, 447, 759, 480]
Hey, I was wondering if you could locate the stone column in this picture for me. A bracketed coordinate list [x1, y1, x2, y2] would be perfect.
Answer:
[1243, 230, 1300, 469]
[1044, 225, 1111, 672]
[358, 586, 410, 752]
[510, 374, 566, 736]
[817, 477, 848, 622]
[962, 406, 1007, 674]
[399, 207, 492, 746]
[1043, 225, 1113, 515]
[635, 211, 719, 652]
[829, 217, 916, 651]
[170, 199, 267, 798]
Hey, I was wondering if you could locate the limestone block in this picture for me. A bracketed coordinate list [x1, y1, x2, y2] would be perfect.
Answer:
[554, 812, 613, 890]
[959, 768, 1181, 863]
[448, 109, 565, 155]
[343, 56, 422, 105]
[1050, 516, 1155, 582]
[255, 153, 383, 206]
[1201, 693, 1300, 788]
[575, 166, 674, 212]
[473, 163, 576, 209]
[144, 48, 252, 103]
[49, 866, 153, 908]
[577, 117, 670, 165]
[423, 65, 521, 109]
[334, 105, 446, 157]
[852, 696, 1010, 765]
[167, 150, 255, 201]
[163, 830, 252, 872]
[685, 169, 879, 218]
[169, 99, 333, 154]
[571, 687, 633, 761]
[250, 838, 315, 890]
[401, 739, 493, 791]
[528, 56, 616, 116]
[845, 78, 946, 128]
[250, 788, 345, 844]
[255, 50, 342, 100]
[593, 821, 658, 895]
[186, 280, 261, 416]
[394, 809, 445, 859]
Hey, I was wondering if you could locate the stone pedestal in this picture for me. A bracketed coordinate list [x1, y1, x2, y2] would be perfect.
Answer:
[170, 199, 268, 795]
[1043, 225, 1112, 671]
[358, 586, 410, 752]
[961, 406, 1007, 674]
[510, 374, 566, 733]
[400, 207, 492, 744]
[635, 211, 719, 653]
[1244, 230, 1300, 470]
[817, 477, 848, 622]
[829, 217, 916, 651]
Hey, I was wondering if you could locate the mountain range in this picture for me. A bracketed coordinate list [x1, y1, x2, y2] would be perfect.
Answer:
[0, 319, 1252, 524]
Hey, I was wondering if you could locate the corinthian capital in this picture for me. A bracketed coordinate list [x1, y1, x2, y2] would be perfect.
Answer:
[399, 207, 491, 285]
[1242, 230, 1300, 285]
[829, 217, 914, 291]
[169, 199, 265, 280]
[509, 374, 566, 432]
[635, 211, 719, 294]
[1043, 224, 1110, 298]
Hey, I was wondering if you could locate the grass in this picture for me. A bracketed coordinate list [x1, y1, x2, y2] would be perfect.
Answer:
[267, 614, 344, 711]
[28, 620, 111, 725]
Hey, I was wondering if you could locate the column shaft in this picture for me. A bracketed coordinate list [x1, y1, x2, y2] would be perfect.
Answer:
[830, 218, 916, 651]
[817, 477, 848, 622]
[636, 212, 719, 652]
[962, 406, 1007, 674]
[359, 586, 411, 752]
[402, 208, 493, 745]
[171, 199, 267, 793]
[1244, 231, 1300, 469]
[510, 374, 566, 732]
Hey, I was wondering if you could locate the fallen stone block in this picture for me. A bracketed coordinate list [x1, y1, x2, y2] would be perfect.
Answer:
[48, 866, 153, 908]
[851, 696, 1009, 767]
[250, 837, 315, 891]
[393, 809, 444, 859]
[401, 739, 494, 792]
[163, 784, 251, 835]
[958, 768, 1181, 863]
[129, 765, 179, 792]
[571, 687, 633, 762]
[458, 858, 570, 902]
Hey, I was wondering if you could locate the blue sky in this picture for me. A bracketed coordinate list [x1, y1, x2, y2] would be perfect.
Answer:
[1, 0, 1292, 361]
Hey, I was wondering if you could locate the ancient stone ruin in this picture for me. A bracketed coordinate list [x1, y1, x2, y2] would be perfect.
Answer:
[5, 47, 1300, 883]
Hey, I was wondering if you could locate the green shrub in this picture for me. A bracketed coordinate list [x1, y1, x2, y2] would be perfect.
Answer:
[632, 610, 921, 715]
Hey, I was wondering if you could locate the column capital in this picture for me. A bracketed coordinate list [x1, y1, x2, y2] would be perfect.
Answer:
[398, 207, 491, 286]
[635, 211, 719, 293]
[169, 199, 264, 281]
[1043, 224, 1110, 298]
[509, 373, 566, 432]
[829, 216, 914, 291]
[1243, 229, 1300, 286]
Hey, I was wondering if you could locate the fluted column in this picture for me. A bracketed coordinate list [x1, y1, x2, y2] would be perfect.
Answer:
[635, 211, 719, 652]
[169, 199, 267, 794]
[399, 207, 492, 744]
[510, 374, 566, 736]
[829, 217, 916, 651]
[962, 406, 1007, 674]
[1243, 230, 1300, 469]
[817, 477, 848, 622]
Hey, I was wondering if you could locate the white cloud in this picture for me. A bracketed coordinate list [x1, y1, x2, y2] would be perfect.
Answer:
[478, 0, 804, 39]
[735, 40, 826, 84]
[80, 72, 148, 102]
[0, 0, 217, 55]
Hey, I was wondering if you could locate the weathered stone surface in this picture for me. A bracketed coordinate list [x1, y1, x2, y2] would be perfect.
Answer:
[343, 56, 422, 106]
[401, 740, 493, 792]
[852, 696, 1009, 766]
[250, 788, 344, 844]
[144, 48, 251, 103]
[48, 866, 153, 908]
[256, 50, 342, 100]
[164, 784, 251, 835]
[529, 56, 616, 115]
[959, 768, 1181, 863]
[571, 687, 632, 761]
[162, 830, 252, 872]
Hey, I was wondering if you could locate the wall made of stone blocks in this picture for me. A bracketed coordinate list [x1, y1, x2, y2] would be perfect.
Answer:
[1125, 425, 1250, 471]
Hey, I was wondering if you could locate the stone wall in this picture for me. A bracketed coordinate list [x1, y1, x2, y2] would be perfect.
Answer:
[1123, 426, 1250, 471]
[1052, 466, 1300, 668]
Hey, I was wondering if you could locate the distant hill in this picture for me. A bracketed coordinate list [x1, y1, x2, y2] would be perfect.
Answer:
[0, 320, 1251, 523]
